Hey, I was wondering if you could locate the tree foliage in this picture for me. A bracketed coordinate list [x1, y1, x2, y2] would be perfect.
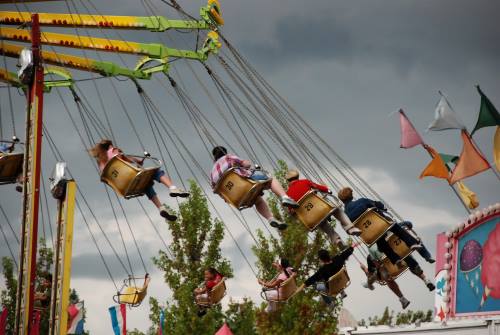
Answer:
[148, 181, 233, 334]
[252, 160, 343, 334]
[359, 307, 433, 327]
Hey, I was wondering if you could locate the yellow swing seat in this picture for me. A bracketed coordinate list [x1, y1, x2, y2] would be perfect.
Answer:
[214, 168, 272, 210]
[101, 155, 159, 199]
[385, 227, 419, 260]
[0, 152, 23, 185]
[295, 190, 340, 231]
[320, 266, 351, 297]
[376, 257, 408, 286]
[261, 276, 299, 303]
[113, 275, 150, 307]
[353, 208, 394, 246]
[196, 278, 227, 307]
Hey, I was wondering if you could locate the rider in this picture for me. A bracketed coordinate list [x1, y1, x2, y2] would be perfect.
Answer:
[258, 258, 296, 312]
[303, 247, 353, 306]
[337, 187, 421, 266]
[399, 221, 435, 263]
[34, 273, 52, 310]
[210, 146, 299, 230]
[194, 268, 223, 316]
[285, 170, 361, 247]
[360, 247, 411, 309]
[90, 139, 189, 221]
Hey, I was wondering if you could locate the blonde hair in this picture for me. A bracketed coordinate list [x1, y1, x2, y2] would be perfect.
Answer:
[89, 139, 113, 164]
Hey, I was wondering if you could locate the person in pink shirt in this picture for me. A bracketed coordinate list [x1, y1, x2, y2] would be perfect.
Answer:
[90, 139, 189, 221]
[258, 258, 296, 312]
[211, 146, 299, 231]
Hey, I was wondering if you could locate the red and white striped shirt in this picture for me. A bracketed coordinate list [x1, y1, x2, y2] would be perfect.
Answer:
[211, 154, 252, 187]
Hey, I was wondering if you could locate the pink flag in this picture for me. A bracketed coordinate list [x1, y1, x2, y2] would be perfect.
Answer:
[399, 109, 424, 148]
[215, 323, 234, 335]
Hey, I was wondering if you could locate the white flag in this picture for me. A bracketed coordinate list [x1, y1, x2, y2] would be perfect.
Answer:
[428, 95, 466, 131]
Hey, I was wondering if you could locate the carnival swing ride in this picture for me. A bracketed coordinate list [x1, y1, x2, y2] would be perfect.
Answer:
[0, 0, 436, 333]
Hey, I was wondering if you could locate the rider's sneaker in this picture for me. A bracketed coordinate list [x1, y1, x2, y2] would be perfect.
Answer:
[169, 187, 190, 198]
[400, 297, 410, 309]
[269, 219, 288, 231]
[159, 204, 177, 221]
[426, 281, 436, 291]
[280, 195, 299, 209]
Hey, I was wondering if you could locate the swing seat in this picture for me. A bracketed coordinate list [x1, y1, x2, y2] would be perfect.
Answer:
[295, 191, 340, 231]
[377, 257, 408, 286]
[261, 276, 299, 303]
[214, 169, 272, 210]
[101, 156, 159, 199]
[196, 278, 227, 307]
[385, 230, 417, 260]
[321, 266, 350, 297]
[208, 0, 224, 25]
[353, 208, 394, 246]
[0, 152, 23, 185]
[113, 275, 150, 307]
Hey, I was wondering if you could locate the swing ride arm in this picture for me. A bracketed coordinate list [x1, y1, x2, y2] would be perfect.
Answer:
[0, 41, 151, 79]
[0, 4, 219, 32]
[0, 27, 216, 61]
[0, 67, 73, 91]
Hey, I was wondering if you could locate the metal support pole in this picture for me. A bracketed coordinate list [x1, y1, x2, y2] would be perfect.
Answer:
[14, 13, 45, 335]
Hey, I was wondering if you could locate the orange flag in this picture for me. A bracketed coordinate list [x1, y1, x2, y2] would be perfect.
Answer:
[420, 145, 449, 179]
[449, 130, 490, 184]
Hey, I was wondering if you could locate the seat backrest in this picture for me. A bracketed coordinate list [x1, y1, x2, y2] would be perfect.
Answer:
[209, 278, 226, 305]
[0, 152, 24, 184]
[353, 208, 394, 246]
[278, 276, 298, 301]
[386, 233, 413, 260]
[295, 191, 337, 231]
[327, 266, 350, 296]
[381, 257, 407, 281]
[101, 156, 158, 199]
[214, 169, 270, 210]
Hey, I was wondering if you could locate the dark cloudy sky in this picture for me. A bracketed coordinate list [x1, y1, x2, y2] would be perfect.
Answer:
[1, 0, 499, 333]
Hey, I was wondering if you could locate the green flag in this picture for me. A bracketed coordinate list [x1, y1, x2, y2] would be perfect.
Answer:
[472, 86, 500, 135]
[439, 153, 459, 165]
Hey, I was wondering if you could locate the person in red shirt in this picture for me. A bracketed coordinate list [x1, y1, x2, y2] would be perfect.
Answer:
[194, 268, 223, 316]
[285, 170, 361, 247]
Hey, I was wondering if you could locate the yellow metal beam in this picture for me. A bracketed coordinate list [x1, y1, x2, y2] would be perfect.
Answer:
[0, 41, 149, 79]
[0, 27, 167, 58]
[0, 11, 210, 31]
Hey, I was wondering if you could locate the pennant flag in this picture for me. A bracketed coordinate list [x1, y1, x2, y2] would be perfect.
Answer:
[471, 86, 500, 135]
[456, 181, 479, 209]
[67, 302, 85, 334]
[399, 109, 424, 148]
[215, 323, 234, 335]
[157, 309, 165, 335]
[420, 146, 449, 179]
[428, 95, 466, 131]
[449, 130, 490, 184]
[494, 126, 500, 172]
[0, 308, 7, 335]
[109, 304, 127, 335]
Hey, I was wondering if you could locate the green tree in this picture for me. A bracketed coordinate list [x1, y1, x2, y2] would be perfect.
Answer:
[148, 181, 233, 334]
[225, 298, 257, 335]
[0, 257, 17, 334]
[252, 161, 343, 334]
